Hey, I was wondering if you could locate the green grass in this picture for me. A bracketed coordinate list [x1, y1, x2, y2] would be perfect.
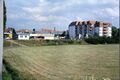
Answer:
[14, 40, 88, 46]
[3, 45, 119, 80]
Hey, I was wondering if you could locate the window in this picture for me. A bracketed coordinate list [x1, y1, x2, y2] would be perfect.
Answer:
[20, 35, 23, 38]
[25, 35, 27, 38]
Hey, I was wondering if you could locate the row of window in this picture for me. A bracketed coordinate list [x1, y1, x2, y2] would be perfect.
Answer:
[20, 35, 28, 38]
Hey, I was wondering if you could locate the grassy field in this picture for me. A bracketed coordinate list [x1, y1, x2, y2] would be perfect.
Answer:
[3, 44, 119, 80]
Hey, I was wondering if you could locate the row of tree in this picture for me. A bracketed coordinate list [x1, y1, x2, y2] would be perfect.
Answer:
[3, 0, 6, 32]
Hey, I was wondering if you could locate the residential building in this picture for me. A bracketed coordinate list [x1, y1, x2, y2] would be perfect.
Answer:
[68, 20, 112, 39]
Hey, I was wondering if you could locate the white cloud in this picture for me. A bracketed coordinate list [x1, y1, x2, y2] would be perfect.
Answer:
[22, 7, 42, 13]
[6, 0, 119, 29]
[32, 15, 48, 21]
[94, 7, 119, 17]
[99, 0, 119, 5]
[8, 13, 26, 19]
[104, 7, 119, 17]
[64, 0, 119, 5]
[31, 15, 69, 22]
[39, 0, 45, 3]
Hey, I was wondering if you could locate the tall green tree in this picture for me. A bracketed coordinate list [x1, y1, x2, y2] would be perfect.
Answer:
[3, 0, 7, 32]
[112, 26, 118, 37]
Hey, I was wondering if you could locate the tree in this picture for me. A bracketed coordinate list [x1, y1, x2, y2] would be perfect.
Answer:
[112, 26, 119, 43]
[112, 26, 118, 37]
[3, 0, 7, 32]
[60, 31, 66, 37]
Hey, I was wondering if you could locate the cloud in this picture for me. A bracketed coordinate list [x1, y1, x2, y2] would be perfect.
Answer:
[104, 7, 119, 17]
[6, 0, 119, 30]
[22, 7, 43, 14]
[99, 0, 119, 5]
[94, 7, 119, 17]
[62, 0, 119, 5]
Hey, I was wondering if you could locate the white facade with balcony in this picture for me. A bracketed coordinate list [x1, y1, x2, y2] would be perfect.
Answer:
[68, 21, 112, 39]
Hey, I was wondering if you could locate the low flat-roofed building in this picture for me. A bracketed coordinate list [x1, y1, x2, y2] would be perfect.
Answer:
[30, 33, 55, 40]
[18, 33, 30, 40]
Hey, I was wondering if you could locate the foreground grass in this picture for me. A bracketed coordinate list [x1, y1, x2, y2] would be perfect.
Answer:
[3, 45, 119, 80]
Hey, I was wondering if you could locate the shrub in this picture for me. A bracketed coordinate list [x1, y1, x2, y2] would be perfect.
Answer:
[2, 71, 12, 80]
[85, 36, 119, 44]
[3, 40, 11, 47]
[3, 59, 36, 80]
[67, 40, 75, 44]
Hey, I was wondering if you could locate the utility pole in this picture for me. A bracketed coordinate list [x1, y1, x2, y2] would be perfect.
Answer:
[0, 0, 3, 79]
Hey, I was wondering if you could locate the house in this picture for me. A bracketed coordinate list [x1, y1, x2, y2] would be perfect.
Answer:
[68, 20, 112, 39]
[18, 33, 30, 40]
[4, 32, 12, 40]
[4, 27, 18, 40]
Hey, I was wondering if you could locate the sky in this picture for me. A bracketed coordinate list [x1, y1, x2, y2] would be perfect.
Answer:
[6, 0, 119, 30]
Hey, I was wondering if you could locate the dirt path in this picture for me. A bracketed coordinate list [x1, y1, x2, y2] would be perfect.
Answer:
[7, 40, 28, 47]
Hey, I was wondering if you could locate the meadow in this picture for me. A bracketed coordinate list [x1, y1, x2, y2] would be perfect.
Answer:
[3, 44, 119, 80]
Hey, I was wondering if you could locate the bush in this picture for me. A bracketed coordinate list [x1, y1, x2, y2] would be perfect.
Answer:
[3, 59, 36, 80]
[3, 40, 11, 47]
[67, 40, 75, 44]
[2, 71, 12, 80]
[4, 40, 20, 47]
[85, 36, 116, 44]
[15, 39, 83, 46]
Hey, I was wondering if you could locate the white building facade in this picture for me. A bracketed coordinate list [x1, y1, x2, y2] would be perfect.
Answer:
[69, 20, 112, 39]
[18, 33, 30, 40]
[30, 33, 55, 40]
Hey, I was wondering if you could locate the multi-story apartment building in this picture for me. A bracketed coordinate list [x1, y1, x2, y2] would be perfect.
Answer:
[68, 20, 112, 39]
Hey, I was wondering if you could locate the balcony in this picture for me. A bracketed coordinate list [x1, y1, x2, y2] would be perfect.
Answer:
[103, 29, 108, 32]
[103, 25, 108, 27]
[89, 27, 93, 30]
[103, 27, 108, 30]
[89, 28, 93, 30]
[103, 31, 108, 34]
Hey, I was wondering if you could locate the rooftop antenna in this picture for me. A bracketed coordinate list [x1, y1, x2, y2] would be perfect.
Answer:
[54, 27, 56, 32]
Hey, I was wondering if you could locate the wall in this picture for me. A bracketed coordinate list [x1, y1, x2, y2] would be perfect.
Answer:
[107, 27, 112, 37]
[69, 26, 76, 39]
[44, 36, 54, 40]
[30, 33, 55, 40]
[18, 35, 30, 40]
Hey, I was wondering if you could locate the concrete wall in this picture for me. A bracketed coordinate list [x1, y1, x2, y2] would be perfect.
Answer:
[30, 33, 55, 40]
[107, 27, 112, 37]
[99, 27, 103, 36]
[69, 26, 76, 39]
[44, 36, 54, 40]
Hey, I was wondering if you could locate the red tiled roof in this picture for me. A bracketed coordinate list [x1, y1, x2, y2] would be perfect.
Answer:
[69, 20, 112, 27]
